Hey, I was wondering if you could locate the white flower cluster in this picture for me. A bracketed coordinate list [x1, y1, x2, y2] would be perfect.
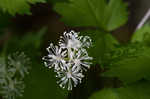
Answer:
[0, 52, 30, 99]
[42, 30, 93, 90]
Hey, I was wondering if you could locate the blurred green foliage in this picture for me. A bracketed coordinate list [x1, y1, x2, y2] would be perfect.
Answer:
[103, 44, 150, 84]
[0, 0, 46, 15]
[90, 81, 150, 99]
[81, 30, 119, 65]
[2, 28, 46, 56]
[20, 63, 68, 99]
[132, 24, 150, 45]
[103, 24, 150, 84]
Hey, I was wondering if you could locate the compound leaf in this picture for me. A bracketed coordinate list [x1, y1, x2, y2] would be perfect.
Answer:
[103, 44, 150, 84]
[54, 0, 128, 31]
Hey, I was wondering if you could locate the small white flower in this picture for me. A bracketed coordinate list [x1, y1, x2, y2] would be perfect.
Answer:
[42, 43, 67, 70]
[43, 30, 93, 90]
[59, 31, 92, 50]
[73, 49, 93, 71]
[1, 78, 25, 99]
[59, 31, 81, 50]
[79, 36, 92, 48]
[56, 64, 84, 90]
[8, 52, 30, 78]
[0, 52, 30, 99]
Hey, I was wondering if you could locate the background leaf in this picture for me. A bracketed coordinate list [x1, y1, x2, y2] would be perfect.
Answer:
[0, 0, 46, 15]
[81, 30, 119, 65]
[89, 81, 150, 99]
[54, 0, 128, 31]
[103, 44, 150, 84]
[3, 28, 47, 57]
[20, 62, 68, 99]
[131, 24, 150, 45]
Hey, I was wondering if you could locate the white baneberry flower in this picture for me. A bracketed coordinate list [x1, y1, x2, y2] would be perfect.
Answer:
[0, 58, 13, 85]
[59, 31, 81, 50]
[56, 64, 84, 90]
[42, 43, 67, 70]
[0, 58, 7, 84]
[8, 52, 30, 78]
[59, 31, 92, 50]
[72, 49, 93, 71]
[43, 30, 93, 90]
[0, 78, 25, 99]
[0, 52, 30, 99]
[79, 36, 92, 48]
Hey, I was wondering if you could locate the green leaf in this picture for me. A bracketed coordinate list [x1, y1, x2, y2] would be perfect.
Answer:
[103, 44, 150, 84]
[19, 63, 68, 99]
[0, 0, 46, 15]
[131, 24, 150, 45]
[54, 0, 128, 31]
[0, 13, 11, 37]
[0, 13, 11, 29]
[2, 28, 47, 57]
[27, 0, 46, 4]
[89, 81, 150, 99]
[48, 0, 68, 4]
[90, 88, 120, 99]
[81, 30, 119, 65]
[103, 0, 128, 31]
[21, 27, 47, 50]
